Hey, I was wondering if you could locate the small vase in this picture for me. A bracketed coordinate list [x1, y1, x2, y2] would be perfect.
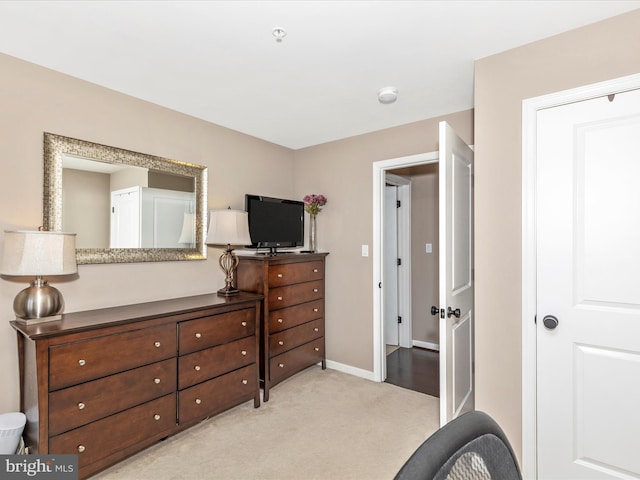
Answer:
[308, 214, 317, 252]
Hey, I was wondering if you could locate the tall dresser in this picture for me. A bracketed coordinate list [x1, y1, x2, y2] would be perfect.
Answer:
[11, 292, 262, 479]
[236, 252, 328, 401]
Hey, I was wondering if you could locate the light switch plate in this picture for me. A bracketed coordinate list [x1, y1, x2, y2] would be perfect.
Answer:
[361, 245, 369, 257]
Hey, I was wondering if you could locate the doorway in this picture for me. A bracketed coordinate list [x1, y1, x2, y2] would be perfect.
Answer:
[373, 150, 440, 391]
[383, 166, 440, 398]
[373, 121, 475, 427]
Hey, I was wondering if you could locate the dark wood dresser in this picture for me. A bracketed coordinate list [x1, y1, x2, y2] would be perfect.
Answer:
[236, 252, 328, 401]
[11, 292, 262, 479]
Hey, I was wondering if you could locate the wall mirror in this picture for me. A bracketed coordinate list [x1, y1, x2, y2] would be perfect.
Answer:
[43, 133, 208, 264]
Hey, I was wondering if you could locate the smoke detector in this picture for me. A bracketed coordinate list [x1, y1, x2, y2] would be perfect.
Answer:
[272, 27, 287, 42]
[378, 87, 398, 104]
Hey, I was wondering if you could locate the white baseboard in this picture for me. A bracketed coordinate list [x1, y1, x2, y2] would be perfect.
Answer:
[325, 360, 377, 382]
[412, 340, 439, 351]
[324, 344, 439, 382]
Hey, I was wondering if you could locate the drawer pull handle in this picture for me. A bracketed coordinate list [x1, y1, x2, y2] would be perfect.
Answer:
[278, 363, 284, 368]
[195, 398, 202, 405]
[242, 379, 248, 385]
[277, 273, 283, 278]
[77, 402, 85, 410]
[313, 269, 318, 273]
[154, 378, 161, 384]
[278, 341, 284, 346]
[241, 321, 247, 327]
[195, 333, 202, 339]
[314, 327, 319, 332]
[315, 347, 320, 352]
[154, 341, 161, 348]
[313, 288, 318, 293]
[241, 350, 247, 356]
[78, 359, 86, 367]
[313, 308, 319, 312]
[277, 318, 283, 323]
[154, 414, 161, 421]
[195, 365, 201, 371]
[277, 296, 283, 301]
[77, 445, 86, 453]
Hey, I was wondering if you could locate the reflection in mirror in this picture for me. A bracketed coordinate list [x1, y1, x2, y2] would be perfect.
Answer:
[44, 133, 207, 264]
[62, 155, 196, 249]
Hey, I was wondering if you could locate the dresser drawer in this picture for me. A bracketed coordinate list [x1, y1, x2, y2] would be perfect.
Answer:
[270, 338, 324, 384]
[179, 364, 257, 425]
[269, 319, 323, 357]
[269, 300, 323, 333]
[49, 394, 176, 469]
[49, 324, 177, 391]
[179, 308, 255, 355]
[268, 261, 324, 287]
[178, 336, 255, 389]
[269, 280, 323, 310]
[48, 358, 176, 436]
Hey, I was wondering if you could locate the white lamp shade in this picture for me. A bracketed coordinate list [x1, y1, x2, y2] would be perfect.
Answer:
[1, 230, 77, 276]
[205, 210, 251, 246]
[178, 212, 195, 244]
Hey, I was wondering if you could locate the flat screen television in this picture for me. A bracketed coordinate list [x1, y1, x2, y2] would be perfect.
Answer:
[245, 194, 304, 254]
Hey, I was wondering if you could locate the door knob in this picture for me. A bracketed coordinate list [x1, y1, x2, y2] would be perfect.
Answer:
[543, 315, 559, 330]
[430, 306, 439, 316]
[447, 307, 461, 318]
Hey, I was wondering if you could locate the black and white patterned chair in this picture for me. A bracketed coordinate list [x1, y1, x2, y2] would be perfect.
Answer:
[394, 411, 522, 480]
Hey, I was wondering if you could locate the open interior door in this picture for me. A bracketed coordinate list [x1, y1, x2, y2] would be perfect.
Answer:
[383, 185, 399, 346]
[438, 121, 474, 426]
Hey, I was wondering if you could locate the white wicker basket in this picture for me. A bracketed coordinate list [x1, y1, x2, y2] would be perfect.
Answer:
[0, 412, 26, 454]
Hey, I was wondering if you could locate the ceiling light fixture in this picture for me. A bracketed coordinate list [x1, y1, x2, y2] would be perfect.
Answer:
[378, 87, 398, 104]
[272, 27, 287, 43]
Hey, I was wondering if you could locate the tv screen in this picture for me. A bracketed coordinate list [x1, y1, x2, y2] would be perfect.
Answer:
[245, 194, 304, 252]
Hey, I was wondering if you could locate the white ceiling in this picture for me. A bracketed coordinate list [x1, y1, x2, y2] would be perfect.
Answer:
[0, 1, 638, 149]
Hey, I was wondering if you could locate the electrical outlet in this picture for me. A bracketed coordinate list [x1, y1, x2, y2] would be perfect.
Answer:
[426, 243, 433, 253]
[361, 245, 369, 257]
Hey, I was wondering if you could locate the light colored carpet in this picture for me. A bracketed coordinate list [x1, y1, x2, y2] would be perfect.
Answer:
[92, 366, 439, 480]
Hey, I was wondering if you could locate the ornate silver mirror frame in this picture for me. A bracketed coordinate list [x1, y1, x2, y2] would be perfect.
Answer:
[43, 133, 208, 264]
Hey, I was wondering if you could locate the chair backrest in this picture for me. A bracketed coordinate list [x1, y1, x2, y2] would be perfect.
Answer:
[394, 411, 522, 480]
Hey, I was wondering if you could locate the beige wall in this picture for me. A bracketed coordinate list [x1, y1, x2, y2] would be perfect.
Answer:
[0, 52, 295, 412]
[474, 9, 640, 462]
[292, 110, 473, 371]
[63, 169, 110, 248]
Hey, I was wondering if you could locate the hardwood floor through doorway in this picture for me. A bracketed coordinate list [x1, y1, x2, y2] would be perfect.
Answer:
[385, 347, 439, 397]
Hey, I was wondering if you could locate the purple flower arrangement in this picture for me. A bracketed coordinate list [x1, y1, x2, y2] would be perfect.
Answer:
[303, 194, 327, 215]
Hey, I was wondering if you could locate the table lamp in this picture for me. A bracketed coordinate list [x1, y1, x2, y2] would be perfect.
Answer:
[1, 230, 77, 322]
[178, 212, 195, 246]
[205, 209, 251, 296]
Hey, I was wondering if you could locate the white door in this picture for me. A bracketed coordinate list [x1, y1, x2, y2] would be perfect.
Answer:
[439, 121, 474, 426]
[110, 187, 141, 248]
[384, 185, 399, 346]
[537, 88, 640, 478]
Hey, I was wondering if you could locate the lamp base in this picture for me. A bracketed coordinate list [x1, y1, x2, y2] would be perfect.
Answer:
[217, 246, 241, 297]
[217, 286, 240, 297]
[14, 314, 63, 325]
[13, 277, 64, 321]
